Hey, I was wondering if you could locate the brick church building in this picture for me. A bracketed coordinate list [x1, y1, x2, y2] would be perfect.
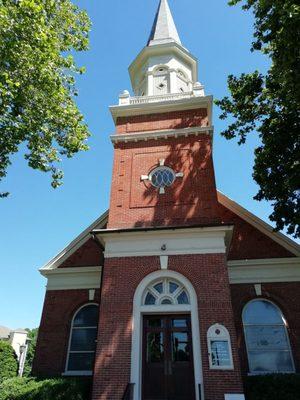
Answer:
[33, 1, 300, 399]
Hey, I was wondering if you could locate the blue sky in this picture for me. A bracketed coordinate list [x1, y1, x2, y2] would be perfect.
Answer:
[0, 0, 295, 329]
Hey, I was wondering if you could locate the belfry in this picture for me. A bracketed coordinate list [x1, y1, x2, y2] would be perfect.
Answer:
[33, 1, 300, 400]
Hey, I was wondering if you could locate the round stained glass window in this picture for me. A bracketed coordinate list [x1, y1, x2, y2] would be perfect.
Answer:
[149, 166, 176, 189]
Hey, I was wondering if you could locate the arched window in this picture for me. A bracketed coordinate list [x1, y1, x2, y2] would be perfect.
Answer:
[243, 300, 294, 374]
[143, 278, 190, 306]
[65, 304, 99, 374]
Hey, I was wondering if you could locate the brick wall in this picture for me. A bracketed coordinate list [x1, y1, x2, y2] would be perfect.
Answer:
[33, 289, 100, 377]
[59, 238, 104, 268]
[116, 108, 209, 134]
[230, 282, 300, 376]
[108, 134, 220, 229]
[92, 254, 243, 400]
[219, 203, 294, 260]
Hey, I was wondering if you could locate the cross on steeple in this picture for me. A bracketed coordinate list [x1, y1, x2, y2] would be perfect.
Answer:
[147, 0, 182, 46]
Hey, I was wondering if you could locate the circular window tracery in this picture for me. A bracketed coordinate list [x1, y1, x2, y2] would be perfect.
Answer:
[149, 166, 176, 189]
[143, 279, 190, 306]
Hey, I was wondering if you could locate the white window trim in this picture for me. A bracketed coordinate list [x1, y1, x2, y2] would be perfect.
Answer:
[130, 270, 204, 400]
[62, 371, 93, 377]
[64, 303, 99, 377]
[242, 299, 295, 375]
[207, 324, 234, 371]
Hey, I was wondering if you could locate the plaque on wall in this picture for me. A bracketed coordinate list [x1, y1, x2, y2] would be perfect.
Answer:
[211, 340, 231, 367]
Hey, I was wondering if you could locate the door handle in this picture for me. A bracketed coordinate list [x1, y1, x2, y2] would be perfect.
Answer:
[168, 360, 172, 376]
[164, 360, 172, 375]
[164, 360, 168, 375]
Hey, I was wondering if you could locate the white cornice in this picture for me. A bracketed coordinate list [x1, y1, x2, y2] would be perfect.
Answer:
[41, 266, 102, 291]
[38, 193, 299, 277]
[129, 42, 198, 88]
[93, 226, 233, 259]
[218, 192, 300, 257]
[228, 258, 300, 284]
[110, 126, 213, 144]
[110, 95, 213, 124]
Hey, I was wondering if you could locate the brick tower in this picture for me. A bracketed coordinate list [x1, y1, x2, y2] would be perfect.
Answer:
[92, 1, 245, 399]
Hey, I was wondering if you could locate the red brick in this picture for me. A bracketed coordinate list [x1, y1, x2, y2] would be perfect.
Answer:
[91, 255, 243, 400]
[33, 289, 100, 377]
[59, 238, 104, 268]
[231, 282, 300, 376]
[116, 108, 209, 134]
[108, 133, 220, 229]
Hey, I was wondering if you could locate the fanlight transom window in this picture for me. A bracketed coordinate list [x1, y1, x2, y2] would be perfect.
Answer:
[243, 300, 294, 374]
[143, 279, 190, 306]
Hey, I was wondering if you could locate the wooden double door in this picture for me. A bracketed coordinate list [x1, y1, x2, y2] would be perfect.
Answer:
[142, 315, 196, 400]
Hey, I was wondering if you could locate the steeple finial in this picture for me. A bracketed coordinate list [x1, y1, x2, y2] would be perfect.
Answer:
[147, 0, 181, 46]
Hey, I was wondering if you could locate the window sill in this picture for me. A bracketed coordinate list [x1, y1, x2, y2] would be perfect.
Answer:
[210, 366, 234, 371]
[247, 371, 296, 376]
[62, 371, 93, 377]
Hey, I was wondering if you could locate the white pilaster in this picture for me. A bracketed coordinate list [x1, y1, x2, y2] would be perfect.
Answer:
[148, 74, 154, 96]
[170, 69, 177, 93]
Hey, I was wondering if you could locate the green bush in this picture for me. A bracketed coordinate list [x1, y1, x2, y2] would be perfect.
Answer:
[0, 377, 92, 400]
[0, 341, 18, 383]
[23, 328, 38, 377]
[245, 374, 300, 400]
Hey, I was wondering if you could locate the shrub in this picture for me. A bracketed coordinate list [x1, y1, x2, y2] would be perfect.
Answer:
[0, 341, 18, 383]
[23, 328, 38, 377]
[0, 377, 92, 400]
[245, 374, 300, 400]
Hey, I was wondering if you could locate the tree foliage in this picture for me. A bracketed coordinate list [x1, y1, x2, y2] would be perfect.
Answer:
[245, 374, 300, 400]
[0, 341, 18, 383]
[0, 0, 91, 196]
[215, 0, 300, 238]
[23, 328, 38, 377]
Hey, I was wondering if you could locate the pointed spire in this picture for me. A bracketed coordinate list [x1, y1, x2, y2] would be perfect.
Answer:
[147, 0, 181, 46]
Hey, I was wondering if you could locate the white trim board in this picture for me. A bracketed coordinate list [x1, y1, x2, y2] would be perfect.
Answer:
[94, 226, 233, 259]
[38, 191, 299, 274]
[110, 95, 213, 124]
[131, 270, 204, 400]
[217, 192, 300, 257]
[110, 126, 213, 144]
[228, 258, 300, 284]
[41, 266, 102, 291]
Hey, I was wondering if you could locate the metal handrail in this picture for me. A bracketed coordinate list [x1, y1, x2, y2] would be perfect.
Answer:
[122, 383, 135, 400]
[198, 383, 202, 400]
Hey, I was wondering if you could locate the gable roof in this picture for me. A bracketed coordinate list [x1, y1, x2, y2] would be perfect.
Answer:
[40, 193, 299, 272]
[41, 211, 108, 271]
[0, 325, 11, 339]
[217, 192, 300, 257]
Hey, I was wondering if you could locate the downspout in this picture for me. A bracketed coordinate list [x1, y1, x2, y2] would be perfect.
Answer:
[90, 233, 105, 398]
[92, 233, 105, 309]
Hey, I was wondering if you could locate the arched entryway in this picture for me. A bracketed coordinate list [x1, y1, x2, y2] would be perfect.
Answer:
[131, 270, 203, 400]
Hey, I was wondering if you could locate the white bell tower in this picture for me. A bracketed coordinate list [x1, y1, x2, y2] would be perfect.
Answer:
[128, 0, 205, 98]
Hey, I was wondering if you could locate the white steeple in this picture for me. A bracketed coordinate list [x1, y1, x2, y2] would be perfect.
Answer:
[125, 0, 204, 100]
[147, 0, 181, 46]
